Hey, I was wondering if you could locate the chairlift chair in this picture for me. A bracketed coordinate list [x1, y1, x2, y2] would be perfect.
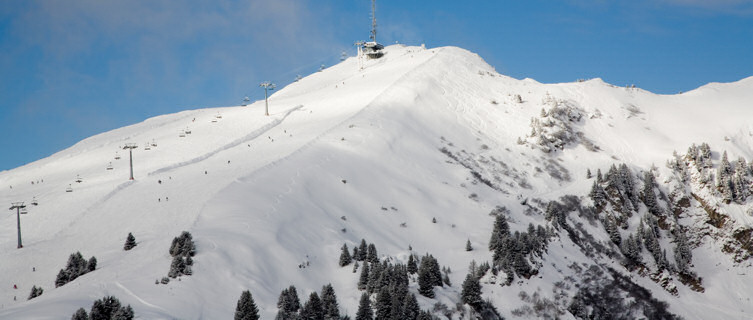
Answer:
[179, 130, 186, 137]
[144, 142, 151, 150]
[242, 96, 250, 106]
[75, 175, 82, 183]
[106, 162, 113, 170]
[151, 139, 157, 147]
[115, 152, 121, 160]
[185, 128, 192, 134]
[31, 197, 38, 206]
[211, 118, 217, 123]
[216, 112, 222, 119]
[66, 184, 73, 193]
[20, 207, 28, 214]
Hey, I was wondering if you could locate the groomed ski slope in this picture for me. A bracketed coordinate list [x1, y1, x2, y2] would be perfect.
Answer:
[1, 44, 753, 319]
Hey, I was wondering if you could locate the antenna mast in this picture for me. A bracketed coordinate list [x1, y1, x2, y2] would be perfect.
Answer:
[370, 0, 377, 42]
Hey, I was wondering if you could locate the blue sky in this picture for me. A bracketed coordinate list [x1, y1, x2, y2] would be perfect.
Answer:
[1, 0, 752, 171]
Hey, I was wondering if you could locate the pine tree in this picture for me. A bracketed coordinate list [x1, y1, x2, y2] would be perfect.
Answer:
[71, 308, 88, 320]
[461, 272, 482, 309]
[88, 256, 97, 272]
[367, 262, 383, 294]
[489, 214, 510, 251]
[277, 286, 302, 318]
[373, 286, 391, 320]
[55, 269, 69, 288]
[465, 239, 473, 251]
[339, 244, 353, 267]
[605, 218, 621, 245]
[89, 296, 122, 320]
[401, 293, 420, 320]
[27, 285, 43, 300]
[407, 254, 417, 274]
[358, 239, 368, 261]
[589, 181, 607, 207]
[320, 284, 340, 320]
[673, 228, 693, 274]
[168, 256, 186, 278]
[586, 168, 592, 179]
[642, 171, 661, 215]
[301, 292, 324, 320]
[111, 305, 134, 320]
[235, 290, 260, 320]
[417, 310, 433, 320]
[417, 262, 434, 298]
[355, 293, 373, 320]
[123, 232, 137, 251]
[358, 262, 370, 290]
[367, 243, 378, 263]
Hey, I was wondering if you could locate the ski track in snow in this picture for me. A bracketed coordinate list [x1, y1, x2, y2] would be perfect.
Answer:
[113, 281, 168, 312]
[148, 104, 305, 176]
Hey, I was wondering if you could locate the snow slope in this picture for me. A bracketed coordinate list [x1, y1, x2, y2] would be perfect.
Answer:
[1, 44, 752, 319]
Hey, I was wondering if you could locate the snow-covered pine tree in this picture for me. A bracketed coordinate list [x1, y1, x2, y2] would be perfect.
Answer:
[465, 239, 473, 251]
[27, 285, 43, 300]
[407, 254, 417, 274]
[55, 269, 68, 288]
[339, 244, 352, 267]
[673, 227, 693, 274]
[276, 286, 302, 319]
[89, 296, 127, 320]
[367, 243, 379, 263]
[401, 293, 420, 320]
[604, 217, 621, 245]
[355, 292, 373, 320]
[375, 286, 392, 320]
[461, 272, 482, 309]
[71, 308, 88, 320]
[235, 290, 260, 320]
[111, 305, 134, 320]
[300, 292, 324, 320]
[589, 180, 606, 207]
[488, 214, 510, 252]
[88, 256, 97, 272]
[123, 232, 137, 251]
[417, 263, 434, 298]
[358, 239, 368, 261]
[357, 263, 369, 291]
[320, 284, 340, 320]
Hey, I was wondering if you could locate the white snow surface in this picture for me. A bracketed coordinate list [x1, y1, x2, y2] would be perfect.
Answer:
[1, 44, 753, 319]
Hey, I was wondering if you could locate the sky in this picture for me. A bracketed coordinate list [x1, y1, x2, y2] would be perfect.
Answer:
[1, 0, 752, 171]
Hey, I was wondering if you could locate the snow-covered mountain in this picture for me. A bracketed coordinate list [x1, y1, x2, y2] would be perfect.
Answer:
[2, 44, 753, 319]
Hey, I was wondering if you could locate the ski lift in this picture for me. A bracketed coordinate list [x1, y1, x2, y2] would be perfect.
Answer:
[144, 142, 151, 151]
[66, 184, 73, 193]
[179, 130, 186, 137]
[115, 152, 121, 160]
[31, 197, 38, 206]
[242, 96, 250, 106]
[185, 128, 192, 135]
[215, 112, 222, 119]
[106, 162, 113, 170]
[75, 174, 82, 183]
[151, 139, 157, 147]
